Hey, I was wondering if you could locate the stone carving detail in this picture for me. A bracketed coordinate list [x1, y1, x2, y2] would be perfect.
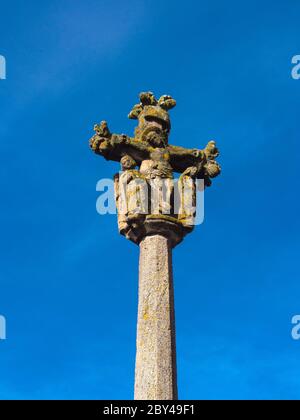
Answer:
[89, 92, 221, 247]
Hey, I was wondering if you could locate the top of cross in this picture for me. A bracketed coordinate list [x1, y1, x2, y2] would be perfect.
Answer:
[89, 91, 221, 186]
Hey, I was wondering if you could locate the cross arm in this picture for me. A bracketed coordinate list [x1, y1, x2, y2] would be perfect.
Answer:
[168, 141, 221, 186]
[168, 144, 205, 173]
[89, 121, 150, 164]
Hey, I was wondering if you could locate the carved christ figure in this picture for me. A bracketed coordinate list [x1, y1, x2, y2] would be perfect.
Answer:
[89, 92, 221, 244]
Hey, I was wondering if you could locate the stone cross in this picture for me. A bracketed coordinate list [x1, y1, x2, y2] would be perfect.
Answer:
[89, 92, 221, 400]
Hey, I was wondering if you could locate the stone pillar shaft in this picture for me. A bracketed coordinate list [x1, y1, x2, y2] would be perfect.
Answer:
[134, 235, 177, 400]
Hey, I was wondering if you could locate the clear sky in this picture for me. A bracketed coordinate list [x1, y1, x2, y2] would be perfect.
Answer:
[0, 0, 300, 400]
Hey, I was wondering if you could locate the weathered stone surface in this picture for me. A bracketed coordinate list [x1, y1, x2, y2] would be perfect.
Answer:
[135, 235, 177, 400]
[89, 92, 221, 242]
[90, 92, 221, 185]
[88, 91, 221, 400]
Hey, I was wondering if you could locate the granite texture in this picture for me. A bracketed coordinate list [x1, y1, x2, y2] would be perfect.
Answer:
[134, 235, 177, 400]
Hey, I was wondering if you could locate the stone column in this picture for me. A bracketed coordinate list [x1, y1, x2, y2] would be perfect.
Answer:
[88, 91, 221, 401]
[134, 234, 178, 400]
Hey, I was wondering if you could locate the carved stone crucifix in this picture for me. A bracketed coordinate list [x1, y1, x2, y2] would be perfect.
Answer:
[89, 92, 220, 400]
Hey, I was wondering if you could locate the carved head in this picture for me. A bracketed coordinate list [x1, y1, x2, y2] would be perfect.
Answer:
[121, 154, 137, 170]
[128, 92, 176, 148]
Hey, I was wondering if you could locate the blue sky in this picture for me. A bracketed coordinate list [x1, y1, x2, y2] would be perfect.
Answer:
[0, 0, 300, 400]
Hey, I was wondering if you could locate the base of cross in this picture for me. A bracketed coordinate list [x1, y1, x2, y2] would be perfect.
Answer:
[120, 214, 194, 248]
